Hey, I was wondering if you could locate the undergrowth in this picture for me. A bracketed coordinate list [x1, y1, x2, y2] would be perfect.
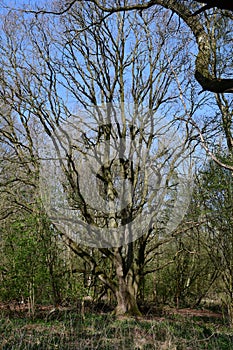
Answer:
[1, 306, 233, 349]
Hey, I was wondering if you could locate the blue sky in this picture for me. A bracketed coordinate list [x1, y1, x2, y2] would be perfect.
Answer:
[1, 0, 48, 11]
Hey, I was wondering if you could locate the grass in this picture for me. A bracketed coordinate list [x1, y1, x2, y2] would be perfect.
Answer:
[1, 305, 233, 349]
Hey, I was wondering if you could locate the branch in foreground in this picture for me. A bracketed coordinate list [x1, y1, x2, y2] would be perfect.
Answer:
[188, 118, 233, 171]
[195, 72, 233, 94]
[191, 1, 233, 16]
[19, 0, 233, 94]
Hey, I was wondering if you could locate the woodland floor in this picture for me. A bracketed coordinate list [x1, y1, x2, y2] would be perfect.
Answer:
[1, 301, 233, 349]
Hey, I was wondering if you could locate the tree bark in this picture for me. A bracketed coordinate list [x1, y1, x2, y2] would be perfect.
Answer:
[112, 247, 141, 316]
[115, 280, 141, 316]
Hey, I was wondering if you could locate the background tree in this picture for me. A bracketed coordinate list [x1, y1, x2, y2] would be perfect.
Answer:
[195, 160, 233, 326]
[0, 112, 83, 310]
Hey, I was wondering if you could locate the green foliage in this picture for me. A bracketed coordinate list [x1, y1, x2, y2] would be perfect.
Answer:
[0, 213, 73, 305]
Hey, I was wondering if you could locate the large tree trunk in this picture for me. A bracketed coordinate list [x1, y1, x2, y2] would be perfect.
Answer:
[113, 248, 141, 316]
[115, 275, 141, 316]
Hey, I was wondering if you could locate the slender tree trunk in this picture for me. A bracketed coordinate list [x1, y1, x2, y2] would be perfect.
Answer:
[228, 301, 233, 328]
[227, 288, 233, 328]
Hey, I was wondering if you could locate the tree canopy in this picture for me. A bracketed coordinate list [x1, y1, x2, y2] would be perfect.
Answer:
[14, 0, 233, 94]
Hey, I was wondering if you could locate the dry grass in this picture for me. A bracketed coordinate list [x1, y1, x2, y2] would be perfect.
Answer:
[1, 302, 233, 349]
